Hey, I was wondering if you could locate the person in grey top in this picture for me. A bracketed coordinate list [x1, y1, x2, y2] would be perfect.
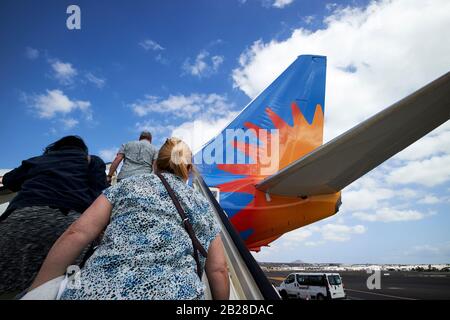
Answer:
[107, 131, 158, 183]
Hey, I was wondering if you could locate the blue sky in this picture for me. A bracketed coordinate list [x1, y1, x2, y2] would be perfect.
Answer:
[0, 0, 343, 162]
[1, 0, 449, 264]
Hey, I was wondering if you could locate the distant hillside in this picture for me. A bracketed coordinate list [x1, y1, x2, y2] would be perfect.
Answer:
[291, 259, 305, 264]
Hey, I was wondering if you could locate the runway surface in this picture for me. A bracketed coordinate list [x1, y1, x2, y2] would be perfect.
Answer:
[265, 270, 450, 300]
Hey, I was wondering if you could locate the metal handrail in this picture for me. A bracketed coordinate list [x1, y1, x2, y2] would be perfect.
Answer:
[192, 173, 280, 300]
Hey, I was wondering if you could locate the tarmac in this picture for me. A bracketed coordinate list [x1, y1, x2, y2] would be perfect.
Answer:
[265, 270, 450, 300]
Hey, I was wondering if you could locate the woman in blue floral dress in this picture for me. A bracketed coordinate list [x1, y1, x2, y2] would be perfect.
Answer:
[28, 138, 229, 300]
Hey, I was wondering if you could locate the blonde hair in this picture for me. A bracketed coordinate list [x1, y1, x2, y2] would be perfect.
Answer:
[156, 137, 193, 181]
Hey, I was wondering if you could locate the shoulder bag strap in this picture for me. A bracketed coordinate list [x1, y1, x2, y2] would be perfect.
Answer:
[156, 172, 207, 278]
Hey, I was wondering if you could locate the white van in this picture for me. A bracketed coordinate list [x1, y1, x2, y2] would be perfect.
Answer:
[278, 273, 346, 300]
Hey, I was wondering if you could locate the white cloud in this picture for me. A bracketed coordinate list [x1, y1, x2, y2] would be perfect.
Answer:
[50, 60, 78, 85]
[139, 39, 168, 64]
[302, 15, 315, 25]
[325, 3, 338, 11]
[279, 228, 313, 242]
[25, 47, 39, 60]
[172, 112, 238, 152]
[212, 55, 224, 70]
[239, 0, 294, 9]
[272, 0, 294, 9]
[232, 0, 450, 142]
[182, 51, 224, 78]
[310, 223, 366, 242]
[395, 188, 419, 199]
[99, 147, 119, 162]
[418, 195, 441, 205]
[344, 184, 394, 211]
[386, 154, 450, 187]
[130, 93, 234, 120]
[252, 220, 367, 261]
[60, 118, 79, 129]
[339, 165, 439, 223]
[139, 39, 164, 51]
[269, 222, 366, 249]
[135, 121, 175, 135]
[230, 1, 450, 260]
[85, 72, 106, 88]
[155, 53, 169, 65]
[341, 173, 424, 212]
[353, 208, 432, 222]
[28, 89, 91, 119]
[409, 244, 440, 255]
[131, 93, 237, 151]
[48, 57, 107, 89]
[304, 241, 325, 247]
[405, 242, 450, 258]
[240, 0, 448, 254]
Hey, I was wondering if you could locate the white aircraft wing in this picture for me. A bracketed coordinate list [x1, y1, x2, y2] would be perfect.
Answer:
[256, 72, 450, 196]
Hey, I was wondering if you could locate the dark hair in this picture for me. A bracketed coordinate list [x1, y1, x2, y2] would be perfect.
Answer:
[139, 130, 152, 142]
[44, 135, 88, 155]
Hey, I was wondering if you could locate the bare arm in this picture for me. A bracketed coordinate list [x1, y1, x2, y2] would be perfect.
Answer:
[205, 235, 229, 300]
[107, 153, 124, 181]
[29, 195, 112, 291]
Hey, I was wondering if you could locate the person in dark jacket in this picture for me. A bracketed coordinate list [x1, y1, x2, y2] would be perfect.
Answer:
[0, 135, 107, 296]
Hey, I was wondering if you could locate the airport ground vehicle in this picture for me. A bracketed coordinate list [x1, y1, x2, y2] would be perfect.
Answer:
[278, 273, 346, 300]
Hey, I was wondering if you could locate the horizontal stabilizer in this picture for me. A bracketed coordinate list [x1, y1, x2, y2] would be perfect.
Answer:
[256, 72, 450, 196]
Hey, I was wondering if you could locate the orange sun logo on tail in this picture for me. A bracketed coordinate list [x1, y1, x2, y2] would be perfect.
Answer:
[214, 102, 326, 246]
[218, 102, 324, 179]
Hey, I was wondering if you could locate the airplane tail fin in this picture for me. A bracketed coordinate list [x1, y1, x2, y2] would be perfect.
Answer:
[197, 55, 327, 181]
